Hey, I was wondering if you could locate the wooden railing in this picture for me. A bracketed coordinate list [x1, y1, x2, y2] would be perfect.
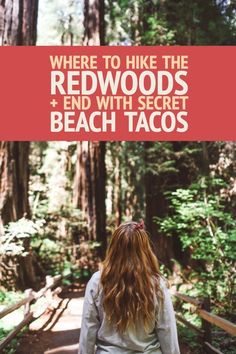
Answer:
[174, 292, 236, 354]
[1, 277, 235, 353]
[0, 273, 71, 351]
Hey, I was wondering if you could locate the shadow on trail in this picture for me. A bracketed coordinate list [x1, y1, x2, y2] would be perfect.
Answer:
[40, 298, 70, 332]
[16, 328, 81, 354]
[15, 284, 85, 354]
[15, 282, 191, 354]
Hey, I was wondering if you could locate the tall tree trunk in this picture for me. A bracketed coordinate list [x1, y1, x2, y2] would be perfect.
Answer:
[83, 0, 105, 45]
[114, 143, 122, 226]
[141, 0, 155, 45]
[201, 141, 210, 175]
[73, 141, 99, 241]
[74, 0, 107, 255]
[90, 142, 106, 250]
[0, 0, 39, 45]
[73, 142, 106, 253]
[73, 142, 89, 216]
[0, 0, 38, 288]
[144, 143, 160, 250]
[0, 142, 36, 289]
[144, 142, 173, 266]
[0, 142, 30, 232]
[131, 0, 141, 44]
[0, 2, 38, 228]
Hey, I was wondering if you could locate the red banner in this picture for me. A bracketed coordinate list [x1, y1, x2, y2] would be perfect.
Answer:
[0, 46, 235, 140]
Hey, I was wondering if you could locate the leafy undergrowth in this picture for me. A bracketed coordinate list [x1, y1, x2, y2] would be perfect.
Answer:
[0, 290, 25, 353]
[0, 291, 25, 336]
[212, 328, 236, 354]
[0, 290, 24, 306]
[1, 327, 28, 354]
[177, 323, 201, 353]
[178, 323, 236, 354]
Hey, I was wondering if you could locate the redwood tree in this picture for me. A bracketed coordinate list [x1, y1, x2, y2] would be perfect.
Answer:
[144, 142, 168, 262]
[0, 0, 38, 226]
[73, 142, 106, 251]
[83, 0, 105, 45]
[0, 142, 30, 232]
[73, 0, 107, 253]
[0, 0, 39, 45]
[0, 142, 35, 289]
[0, 0, 38, 288]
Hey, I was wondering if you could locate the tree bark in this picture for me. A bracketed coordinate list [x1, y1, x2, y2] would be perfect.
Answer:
[0, 0, 38, 289]
[140, 0, 155, 45]
[0, 142, 36, 289]
[0, 0, 39, 45]
[114, 143, 122, 227]
[73, 142, 89, 215]
[144, 142, 174, 265]
[201, 142, 210, 175]
[83, 0, 105, 45]
[90, 142, 106, 250]
[73, 142, 106, 253]
[0, 142, 30, 232]
[77, 0, 107, 255]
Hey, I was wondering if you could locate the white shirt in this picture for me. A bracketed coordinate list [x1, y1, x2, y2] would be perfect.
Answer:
[79, 271, 180, 354]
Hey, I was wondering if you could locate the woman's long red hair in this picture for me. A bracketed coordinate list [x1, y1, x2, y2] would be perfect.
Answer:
[101, 221, 163, 333]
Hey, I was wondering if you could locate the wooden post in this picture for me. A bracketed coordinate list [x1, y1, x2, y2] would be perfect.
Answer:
[23, 289, 33, 316]
[46, 275, 54, 305]
[202, 297, 212, 351]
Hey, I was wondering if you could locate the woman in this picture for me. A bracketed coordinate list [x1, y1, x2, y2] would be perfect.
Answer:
[79, 221, 180, 354]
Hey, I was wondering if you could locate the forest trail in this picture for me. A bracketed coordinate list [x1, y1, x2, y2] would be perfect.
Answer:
[15, 283, 85, 354]
[15, 282, 191, 354]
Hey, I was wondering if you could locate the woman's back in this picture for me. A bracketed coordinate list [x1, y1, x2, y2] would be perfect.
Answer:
[79, 221, 180, 354]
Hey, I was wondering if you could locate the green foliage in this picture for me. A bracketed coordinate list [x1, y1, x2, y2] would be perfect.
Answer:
[158, 0, 236, 45]
[142, 13, 175, 45]
[27, 142, 84, 277]
[106, 142, 145, 221]
[0, 327, 28, 353]
[177, 323, 201, 353]
[106, 0, 175, 45]
[29, 142, 77, 218]
[0, 218, 44, 256]
[0, 292, 24, 348]
[106, 0, 236, 45]
[144, 142, 177, 176]
[31, 236, 63, 273]
[0, 327, 10, 342]
[212, 330, 236, 354]
[0, 290, 24, 305]
[156, 176, 236, 311]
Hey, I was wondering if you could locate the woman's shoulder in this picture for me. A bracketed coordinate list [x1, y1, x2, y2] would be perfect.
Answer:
[90, 270, 101, 284]
[157, 275, 169, 291]
[86, 271, 101, 293]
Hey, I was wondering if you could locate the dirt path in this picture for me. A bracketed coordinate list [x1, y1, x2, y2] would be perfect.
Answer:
[15, 284, 85, 354]
[15, 283, 191, 354]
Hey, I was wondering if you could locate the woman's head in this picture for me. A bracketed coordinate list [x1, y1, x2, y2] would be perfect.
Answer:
[101, 221, 163, 333]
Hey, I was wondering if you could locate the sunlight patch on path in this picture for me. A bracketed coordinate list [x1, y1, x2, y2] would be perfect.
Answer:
[45, 343, 79, 354]
[30, 297, 84, 332]
[49, 297, 84, 332]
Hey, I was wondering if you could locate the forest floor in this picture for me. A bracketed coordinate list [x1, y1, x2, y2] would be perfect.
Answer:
[15, 283, 191, 354]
